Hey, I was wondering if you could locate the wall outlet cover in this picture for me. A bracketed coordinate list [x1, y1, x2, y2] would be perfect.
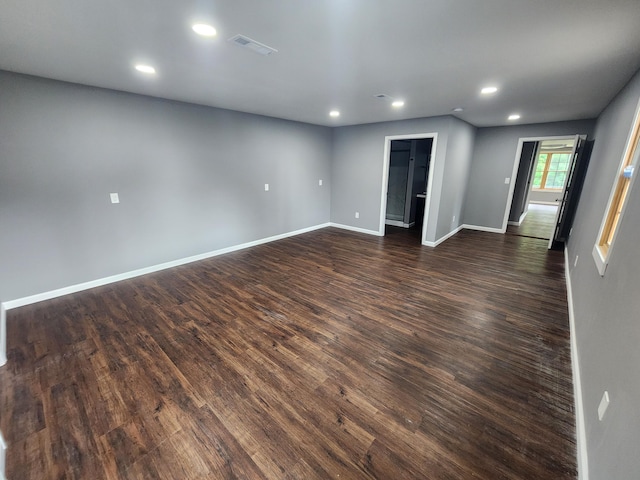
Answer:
[110, 193, 120, 204]
[0, 430, 5, 480]
[264, 184, 269, 191]
[355, 212, 360, 219]
[319, 179, 323, 186]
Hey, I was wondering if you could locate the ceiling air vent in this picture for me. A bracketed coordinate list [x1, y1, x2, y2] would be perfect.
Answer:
[228, 34, 278, 56]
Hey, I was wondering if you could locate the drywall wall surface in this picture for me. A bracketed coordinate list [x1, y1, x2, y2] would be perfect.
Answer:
[463, 120, 595, 230]
[330, 116, 451, 241]
[436, 117, 476, 239]
[0, 71, 332, 302]
[565, 68, 640, 480]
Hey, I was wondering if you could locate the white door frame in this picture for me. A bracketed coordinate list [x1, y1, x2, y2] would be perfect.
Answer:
[379, 132, 438, 245]
[503, 135, 578, 234]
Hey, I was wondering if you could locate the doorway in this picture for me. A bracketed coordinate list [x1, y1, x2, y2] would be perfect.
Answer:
[504, 134, 591, 249]
[379, 133, 437, 244]
[507, 138, 576, 240]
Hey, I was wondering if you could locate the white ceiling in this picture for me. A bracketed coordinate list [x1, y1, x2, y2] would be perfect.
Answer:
[1, 0, 640, 127]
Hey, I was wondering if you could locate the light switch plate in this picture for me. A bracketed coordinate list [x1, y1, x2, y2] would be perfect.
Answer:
[319, 179, 323, 186]
[264, 184, 269, 191]
[504, 177, 510, 184]
[110, 193, 120, 204]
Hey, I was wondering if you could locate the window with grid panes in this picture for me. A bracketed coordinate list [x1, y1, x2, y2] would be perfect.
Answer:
[593, 98, 640, 275]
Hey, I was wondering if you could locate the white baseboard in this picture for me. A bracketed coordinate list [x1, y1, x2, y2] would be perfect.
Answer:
[385, 220, 415, 228]
[329, 223, 382, 237]
[2, 223, 331, 311]
[423, 225, 463, 247]
[461, 224, 505, 234]
[564, 247, 589, 480]
[0, 304, 5, 367]
[530, 200, 559, 206]
[519, 210, 529, 225]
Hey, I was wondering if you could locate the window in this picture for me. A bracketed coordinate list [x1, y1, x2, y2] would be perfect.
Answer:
[593, 98, 640, 276]
[532, 151, 572, 190]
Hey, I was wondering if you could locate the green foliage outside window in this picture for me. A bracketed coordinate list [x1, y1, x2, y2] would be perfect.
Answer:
[532, 152, 571, 190]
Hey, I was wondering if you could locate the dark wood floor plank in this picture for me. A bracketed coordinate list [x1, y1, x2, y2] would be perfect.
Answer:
[507, 203, 558, 240]
[0, 227, 576, 479]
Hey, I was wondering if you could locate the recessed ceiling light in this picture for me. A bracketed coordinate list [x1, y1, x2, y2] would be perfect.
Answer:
[481, 86, 498, 95]
[135, 64, 156, 74]
[392, 100, 405, 108]
[452, 107, 464, 112]
[192, 24, 217, 37]
[329, 110, 340, 117]
[508, 114, 521, 121]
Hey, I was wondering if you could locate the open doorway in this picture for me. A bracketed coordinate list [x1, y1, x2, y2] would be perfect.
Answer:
[505, 134, 591, 249]
[507, 138, 576, 240]
[379, 133, 436, 243]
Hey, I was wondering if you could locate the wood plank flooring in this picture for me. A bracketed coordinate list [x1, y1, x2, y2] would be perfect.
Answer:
[507, 203, 559, 240]
[0, 227, 576, 479]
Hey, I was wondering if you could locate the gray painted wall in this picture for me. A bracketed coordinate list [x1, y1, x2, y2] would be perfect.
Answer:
[331, 116, 451, 240]
[0, 71, 332, 302]
[438, 117, 476, 237]
[330, 116, 475, 243]
[463, 120, 596, 230]
[4, 65, 639, 479]
[566, 69, 640, 479]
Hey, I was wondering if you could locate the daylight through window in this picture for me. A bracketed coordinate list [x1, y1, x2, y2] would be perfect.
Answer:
[593, 98, 640, 274]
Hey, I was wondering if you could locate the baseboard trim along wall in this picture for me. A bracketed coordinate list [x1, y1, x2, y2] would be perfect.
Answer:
[2, 223, 331, 312]
[461, 224, 505, 234]
[508, 210, 528, 227]
[0, 304, 6, 367]
[329, 223, 383, 237]
[423, 225, 464, 247]
[564, 247, 589, 480]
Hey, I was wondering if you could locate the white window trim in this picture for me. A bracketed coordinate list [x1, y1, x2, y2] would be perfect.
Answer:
[592, 97, 640, 276]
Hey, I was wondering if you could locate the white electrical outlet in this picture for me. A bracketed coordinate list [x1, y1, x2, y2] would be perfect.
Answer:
[355, 212, 360, 219]
[110, 193, 120, 204]
[319, 179, 323, 186]
[0, 430, 5, 480]
[264, 184, 269, 191]
[598, 391, 610, 421]
[504, 177, 510, 184]
[452, 215, 456, 223]
[574, 255, 579, 267]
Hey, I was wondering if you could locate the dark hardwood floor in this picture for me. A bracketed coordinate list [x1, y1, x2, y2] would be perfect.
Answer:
[507, 203, 559, 240]
[0, 227, 576, 479]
